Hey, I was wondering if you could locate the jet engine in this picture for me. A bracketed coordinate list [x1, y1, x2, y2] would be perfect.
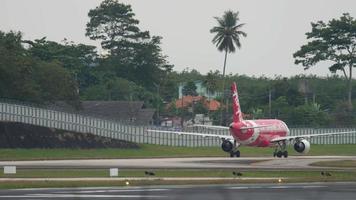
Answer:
[293, 139, 310, 154]
[221, 139, 234, 152]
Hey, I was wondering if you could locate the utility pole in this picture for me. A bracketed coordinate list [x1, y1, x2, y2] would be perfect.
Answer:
[269, 88, 272, 118]
[154, 83, 160, 125]
[313, 92, 316, 104]
[181, 93, 184, 127]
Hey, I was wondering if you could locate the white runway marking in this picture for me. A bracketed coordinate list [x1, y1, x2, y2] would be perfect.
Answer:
[228, 185, 327, 190]
[0, 187, 170, 199]
[0, 194, 166, 198]
[52, 188, 170, 194]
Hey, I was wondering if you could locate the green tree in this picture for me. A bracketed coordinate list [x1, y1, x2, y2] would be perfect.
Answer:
[294, 13, 356, 109]
[35, 61, 81, 108]
[210, 10, 246, 124]
[0, 31, 80, 107]
[288, 103, 330, 126]
[194, 100, 209, 115]
[204, 70, 221, 97]
[0, 31, 38, 101]
[82, 77, 152, 102]
[24, 38, 98, 92]
[332, 101, 356, 126]
[251, 108, 264, 119]
[86, 0, 171, 89]
[182, 81, 198, 96]
[85, 0, 149, 53]
[272, 96, 289, 119]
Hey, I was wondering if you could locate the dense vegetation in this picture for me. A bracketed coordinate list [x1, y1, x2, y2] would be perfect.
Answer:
[0, 0, 355, 127]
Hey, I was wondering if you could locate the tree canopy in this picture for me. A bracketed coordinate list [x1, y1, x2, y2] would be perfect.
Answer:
[85, 0, 149, 52]
[182, 81, 198, 96]
[294, 13, 356, 109]
[0, 31, 80, 108]
[86, 0, 172, 90]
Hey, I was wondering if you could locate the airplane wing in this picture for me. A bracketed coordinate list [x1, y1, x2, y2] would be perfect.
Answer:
[270, 131, 356, 143]
[240, 125, 271, 130]
[188, 124, 270, 130]
[187, 124, 229, 130]
[147, 129, 233, 140]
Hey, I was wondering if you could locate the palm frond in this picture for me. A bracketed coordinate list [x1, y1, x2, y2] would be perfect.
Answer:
[210, 10, 246, 53]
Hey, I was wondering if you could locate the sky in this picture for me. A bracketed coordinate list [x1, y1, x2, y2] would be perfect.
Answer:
[0, 0, 355, 77]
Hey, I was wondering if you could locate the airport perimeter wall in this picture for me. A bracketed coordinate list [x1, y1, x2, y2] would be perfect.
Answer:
[1, 101, 356, 147]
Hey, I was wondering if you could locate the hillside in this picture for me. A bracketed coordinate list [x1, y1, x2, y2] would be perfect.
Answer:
[0, 122, 139, 149]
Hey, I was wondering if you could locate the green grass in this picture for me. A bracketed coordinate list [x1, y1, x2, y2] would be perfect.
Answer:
[0, 144, 356, 161]
[0, 181, 128, 189]
[1, 169, 356, 178]
[0, 169, 107, 178]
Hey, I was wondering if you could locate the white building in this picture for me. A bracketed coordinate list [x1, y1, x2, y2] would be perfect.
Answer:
[178, 80, 219, 99]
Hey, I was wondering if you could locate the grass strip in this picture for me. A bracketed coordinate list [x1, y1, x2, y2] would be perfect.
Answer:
[1, 169, 356, 178]
[0, 144, 356, 160]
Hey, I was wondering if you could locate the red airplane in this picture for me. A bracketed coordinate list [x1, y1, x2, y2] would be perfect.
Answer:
[149, 82, 355, 158]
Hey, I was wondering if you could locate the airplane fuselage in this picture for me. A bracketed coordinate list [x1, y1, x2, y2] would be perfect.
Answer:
[230, 119, 289, 147]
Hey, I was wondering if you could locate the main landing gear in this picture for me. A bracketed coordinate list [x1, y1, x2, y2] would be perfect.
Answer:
[230, 140, 240, 157]
[273, 141, 288, 158]
[221, 139, 240, 157]
[230, 150, 240, 157]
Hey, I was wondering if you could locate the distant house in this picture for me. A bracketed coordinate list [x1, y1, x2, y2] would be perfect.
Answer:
[163, 96, 220, 127]
[160, 116, 182, 127]
[54, 101, 154, 124]
[174, 96, 220, 111]
[178, 80, 219, 99]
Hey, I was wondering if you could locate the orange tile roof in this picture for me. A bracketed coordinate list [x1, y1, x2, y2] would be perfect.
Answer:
[174, 96, 220, 111]
[205, 99, 220, 111]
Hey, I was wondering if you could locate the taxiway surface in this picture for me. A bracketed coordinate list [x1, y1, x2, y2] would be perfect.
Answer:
[0, 156, 355, 169]
[0, 182, 355, 200]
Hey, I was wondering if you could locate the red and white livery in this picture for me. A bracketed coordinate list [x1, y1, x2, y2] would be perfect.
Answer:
[149, 82, 355, 158]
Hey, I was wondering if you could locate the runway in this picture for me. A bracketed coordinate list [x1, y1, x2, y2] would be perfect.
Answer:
[1, 182, 356, 200]
[1, 156, 356, 169]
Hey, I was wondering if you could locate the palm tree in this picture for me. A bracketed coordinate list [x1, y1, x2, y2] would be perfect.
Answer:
[203, 70, 220, 98]
[203, 70, 220, 123]
[210, 10, 246, 125]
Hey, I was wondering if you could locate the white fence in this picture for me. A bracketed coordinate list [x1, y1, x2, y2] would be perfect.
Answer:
[1, 101, 356, 146]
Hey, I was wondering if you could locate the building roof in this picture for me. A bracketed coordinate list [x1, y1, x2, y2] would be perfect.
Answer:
[175, 96, 203, 108]
[173, 96, 220, 111]
[205, 99, 220, 111]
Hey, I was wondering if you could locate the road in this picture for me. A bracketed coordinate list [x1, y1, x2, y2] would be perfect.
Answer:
[0, 182, 355, 200]
[1, 156, 355, 169]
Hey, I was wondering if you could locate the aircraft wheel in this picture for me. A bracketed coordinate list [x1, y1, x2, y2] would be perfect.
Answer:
[230, 151, 240, 158]
[276, 151, 283, 158]
[283, 151, 288, 158]
[230, 152, 235, 157]
[235, 150, 240, 157]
